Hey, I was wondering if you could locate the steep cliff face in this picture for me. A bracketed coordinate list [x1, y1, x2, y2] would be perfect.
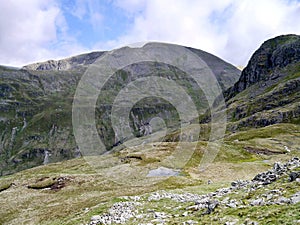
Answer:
[0, 66, 81, 175]
[224, 34, 300, 130]
[226, 34, 300, 100]
[0, 43, 241, 175]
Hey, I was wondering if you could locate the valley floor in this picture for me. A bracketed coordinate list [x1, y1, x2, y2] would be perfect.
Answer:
[0, 123, 300, 224]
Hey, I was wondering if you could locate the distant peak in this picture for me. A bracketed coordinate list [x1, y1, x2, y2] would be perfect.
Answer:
[22, 51, 105, 71]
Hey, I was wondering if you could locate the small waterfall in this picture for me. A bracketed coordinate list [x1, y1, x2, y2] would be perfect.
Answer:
[131, 112, 139, 131]
[9, 127, 18, 150]
[43, 149, 50, 165]
[21, 118, 27, 131]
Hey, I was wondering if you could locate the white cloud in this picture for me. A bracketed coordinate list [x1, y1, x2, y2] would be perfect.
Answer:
[71, 0, 88, 20]
[0, 0, 86, 67]
[105, 0, 300, 66]
[220, 0, 300, 65]
[1, 0, 300, 67]
[71, 0, 104, 31]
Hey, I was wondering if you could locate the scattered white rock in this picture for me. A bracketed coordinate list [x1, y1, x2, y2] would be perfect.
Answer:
[251, 198, 264, 206]
[91, 215, 101, 221]
[184, 220, 198, 225]
[291, 192, 300, 204]
[276, 197, 290, 204]
[284, 146, 291, 152]
[89, 158, 300, 224]
[182, 211, 189, 217]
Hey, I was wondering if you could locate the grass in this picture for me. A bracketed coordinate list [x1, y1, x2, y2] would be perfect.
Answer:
[0, 180, 12, 192]
[0, 122, 299, 224]
[27, 177, 57, 189]
[123, 166, 300, 224]
[225, 123, 300, 142]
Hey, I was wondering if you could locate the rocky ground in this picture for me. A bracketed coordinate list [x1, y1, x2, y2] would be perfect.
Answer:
[89, 158, 300, 225]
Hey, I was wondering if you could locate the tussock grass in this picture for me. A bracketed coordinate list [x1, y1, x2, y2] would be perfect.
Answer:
[0, 123, 300, 224]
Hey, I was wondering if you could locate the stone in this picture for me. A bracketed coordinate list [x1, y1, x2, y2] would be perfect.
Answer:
[225, 222, 237, 225]
[135, 214, 144, 219]
[182, 211, 189, 217]
[289, 172, 300, 182]
[291, 192, 300, 204]
[185, 220, 198, 225]
[151, 219, 165, 224]
[91, 215, 102, 221]
[273, 162, 283, 172]
[88, 157, 300, 225]
[231, 181, 238, 187]
[250, 198, 264, 206]
[203, 200, 219, 215]
[244, 220, 259, 225]
[186, 205, 199, 211]
[276, 197, 290, 204]
[222, 197, 230, 203]
[226, 202, 237, 208]
[154, 212, 167, 219]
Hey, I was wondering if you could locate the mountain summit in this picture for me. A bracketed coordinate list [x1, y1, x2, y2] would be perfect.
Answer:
[0, 43, 240, 176]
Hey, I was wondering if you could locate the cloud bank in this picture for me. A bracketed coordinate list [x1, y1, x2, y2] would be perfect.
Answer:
[0, 0, 300, 67]
[0, 0, 85, 66]
[110, 0, 300, 66]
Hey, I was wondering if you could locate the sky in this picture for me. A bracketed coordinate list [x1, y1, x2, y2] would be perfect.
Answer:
[0, 0, 300, 67]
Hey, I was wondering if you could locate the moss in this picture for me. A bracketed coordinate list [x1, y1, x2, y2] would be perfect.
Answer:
[138, 157, 161, 166]
[27, 177, 57, 189]
[225, 124, 299, 142]
[156, 176, 203, 190]
[0, 181, 12, 192]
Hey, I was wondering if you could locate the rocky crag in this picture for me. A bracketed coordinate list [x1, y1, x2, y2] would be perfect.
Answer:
[222, 34, 300, 130]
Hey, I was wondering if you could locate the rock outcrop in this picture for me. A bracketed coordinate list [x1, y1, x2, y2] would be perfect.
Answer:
[226, 34, 300, 100]
[221, 34, 300, 130]
[23, 51, 105, 71]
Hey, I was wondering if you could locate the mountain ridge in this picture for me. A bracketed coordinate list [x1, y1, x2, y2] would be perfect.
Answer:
[0, 43, 241, 176]
[0, 35, 300, 225]
[199, 34, 300, 131]
[22, 51, 105, 71]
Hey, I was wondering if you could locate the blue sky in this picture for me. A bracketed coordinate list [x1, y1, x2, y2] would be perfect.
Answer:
[1, 0, 300, 67]
[60, 1, 131, 48]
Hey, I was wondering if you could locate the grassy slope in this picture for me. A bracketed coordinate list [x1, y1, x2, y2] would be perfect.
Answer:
[0, 123, 299, 224]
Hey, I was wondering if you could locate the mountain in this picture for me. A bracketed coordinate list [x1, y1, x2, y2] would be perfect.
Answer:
[23, 51, 105, 71]
[0, 36, 300, 225]
[0, 43, 241, 176]
[221, 34, 300, 130]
